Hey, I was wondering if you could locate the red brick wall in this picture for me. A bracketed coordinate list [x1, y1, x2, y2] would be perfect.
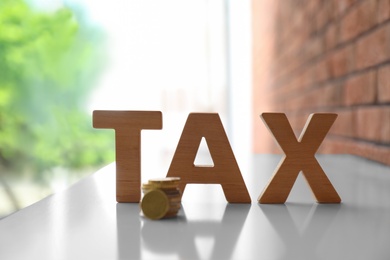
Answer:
[252, 0, 390, 165]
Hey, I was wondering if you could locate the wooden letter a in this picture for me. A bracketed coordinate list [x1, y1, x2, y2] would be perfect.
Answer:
[93, 110, 162, 203]
[258, 113, 341, 204]
[167, 113, 251, 203]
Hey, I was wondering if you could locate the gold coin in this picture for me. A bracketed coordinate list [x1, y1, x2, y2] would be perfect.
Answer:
[165, 210, 180, 218]
[168, 204, 181, 211]
[141, 188, 180, 195]
[148, 178, 180, 187]
[161, 188, 181, 194]
[148, 177, 180, 183]
[167, 196, 181, 203]
[142, 183, 179, 190]
[141, 189, 170, 220]
[143, 191, 180, 197]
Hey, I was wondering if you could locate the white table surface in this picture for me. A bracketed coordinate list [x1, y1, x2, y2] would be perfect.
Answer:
[0, 154, 389, 260]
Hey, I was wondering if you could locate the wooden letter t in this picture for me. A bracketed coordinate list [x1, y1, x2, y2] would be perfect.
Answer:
[93, 110, 162, 203]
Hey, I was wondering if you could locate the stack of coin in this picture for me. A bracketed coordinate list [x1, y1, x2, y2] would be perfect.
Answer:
[140, 177, 181, 220]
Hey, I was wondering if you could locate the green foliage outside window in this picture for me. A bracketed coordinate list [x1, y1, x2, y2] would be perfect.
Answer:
[0, 0, 114, 198]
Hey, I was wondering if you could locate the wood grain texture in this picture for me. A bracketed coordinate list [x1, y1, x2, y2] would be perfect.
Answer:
[258, 113, 341, 204]
[93, 110, 162, 203]
[166, 113, 251, 203]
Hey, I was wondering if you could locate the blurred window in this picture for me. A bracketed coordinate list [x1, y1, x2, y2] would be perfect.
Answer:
[0, 0, 251, 218]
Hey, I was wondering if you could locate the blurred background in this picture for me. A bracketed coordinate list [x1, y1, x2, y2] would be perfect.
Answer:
[0, 0, 252, 218]
[253, 0, 390, 165]
[1, 0, 389, 219]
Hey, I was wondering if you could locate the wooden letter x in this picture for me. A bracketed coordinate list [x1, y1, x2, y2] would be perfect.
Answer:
[258, 113, 341, 204]
[93, 111, 162, 203]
